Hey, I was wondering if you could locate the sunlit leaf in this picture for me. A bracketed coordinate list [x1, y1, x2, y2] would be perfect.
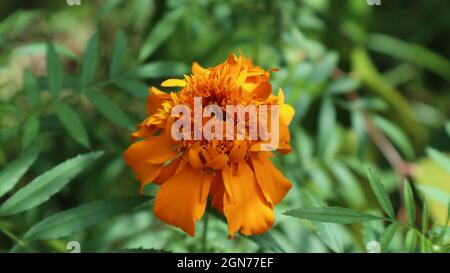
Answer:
[426, 147, 450, 174]
[283, 207, 382, 224]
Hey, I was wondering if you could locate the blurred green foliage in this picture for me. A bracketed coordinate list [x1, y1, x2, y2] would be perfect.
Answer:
[0, 0, 449, 253]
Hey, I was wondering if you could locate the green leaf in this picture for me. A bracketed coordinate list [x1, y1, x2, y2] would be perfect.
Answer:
[422, 198, 429, 234]
[138, 9, 183, 62]
[109, 30, 127, 78]
[80, 31, 100, 88]
[283, 207, 382, 224]
[85, 90, 134, 130]
[445, 121, 450, 137]
[23, 70, 40, 108]
[54, 102, 90, 148]
[330, 163, 366, 208]
[318, 98, 336, 161]
[21, 115, 39, 148]
[366, 168, 396, 219]
[98, 0, 122, 23]
[208, 208, 284, 252]
[379, 222, 398, 252]
[0, 151, 103, 216]
[114, 79, 148, 98]
[426, 147, 450, 174]
[298, 188, 344, 253]
[351, 47, 426, 143]
[24, 196, 148, 240]
[0, 146, 40, 198]
[405, 229, 417, 253]
[326, 77, 360, 95]
[130, 61, 189, 79]
[309, 52, 338, 83]
[46, 43, 63, 96]
[373, 115, 415, 159]
[420, 199, 431, 252]
[246, 232, 285, 253]
[403, 180, 416, 226]
[368, 34, 450, 81]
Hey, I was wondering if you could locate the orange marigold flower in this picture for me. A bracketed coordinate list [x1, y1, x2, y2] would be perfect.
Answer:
[124, 53, 295, 237]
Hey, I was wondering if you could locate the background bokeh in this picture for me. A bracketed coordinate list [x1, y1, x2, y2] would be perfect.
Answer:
[0, 0, 449, 253]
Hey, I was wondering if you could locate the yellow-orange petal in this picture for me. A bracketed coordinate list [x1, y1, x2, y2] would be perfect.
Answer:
[222, 162, 274, 237]
[161, 79, 187, 87]
[192, 62, 209, 75]
[188, 147, 203, 170]
[250, 152, 292, 205]
[280, 104, 295, 125]
[154, 163, 212, 236]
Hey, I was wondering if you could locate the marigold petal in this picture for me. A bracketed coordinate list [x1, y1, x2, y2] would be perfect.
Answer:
[251, 152, 292, 205]
[192, 62, 209, 75]
[153, 157, 181, 185]
[278, 122, 292, 154]
[210, 172, 225, 213]
[161, 79, 187, 87]
[222, 163, 274, 237]
[147, 87, 170, 116]
[154, 163, 212, 236]
[229, 141, 247, 163]
[280, 104, 295, 125]
[252, 81, 272, 99]
[205, 153, 228, 170]
[124, 140, 165, 187]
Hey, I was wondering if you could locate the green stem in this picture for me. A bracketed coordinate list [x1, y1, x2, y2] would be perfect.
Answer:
[0, 224, 33, 252]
